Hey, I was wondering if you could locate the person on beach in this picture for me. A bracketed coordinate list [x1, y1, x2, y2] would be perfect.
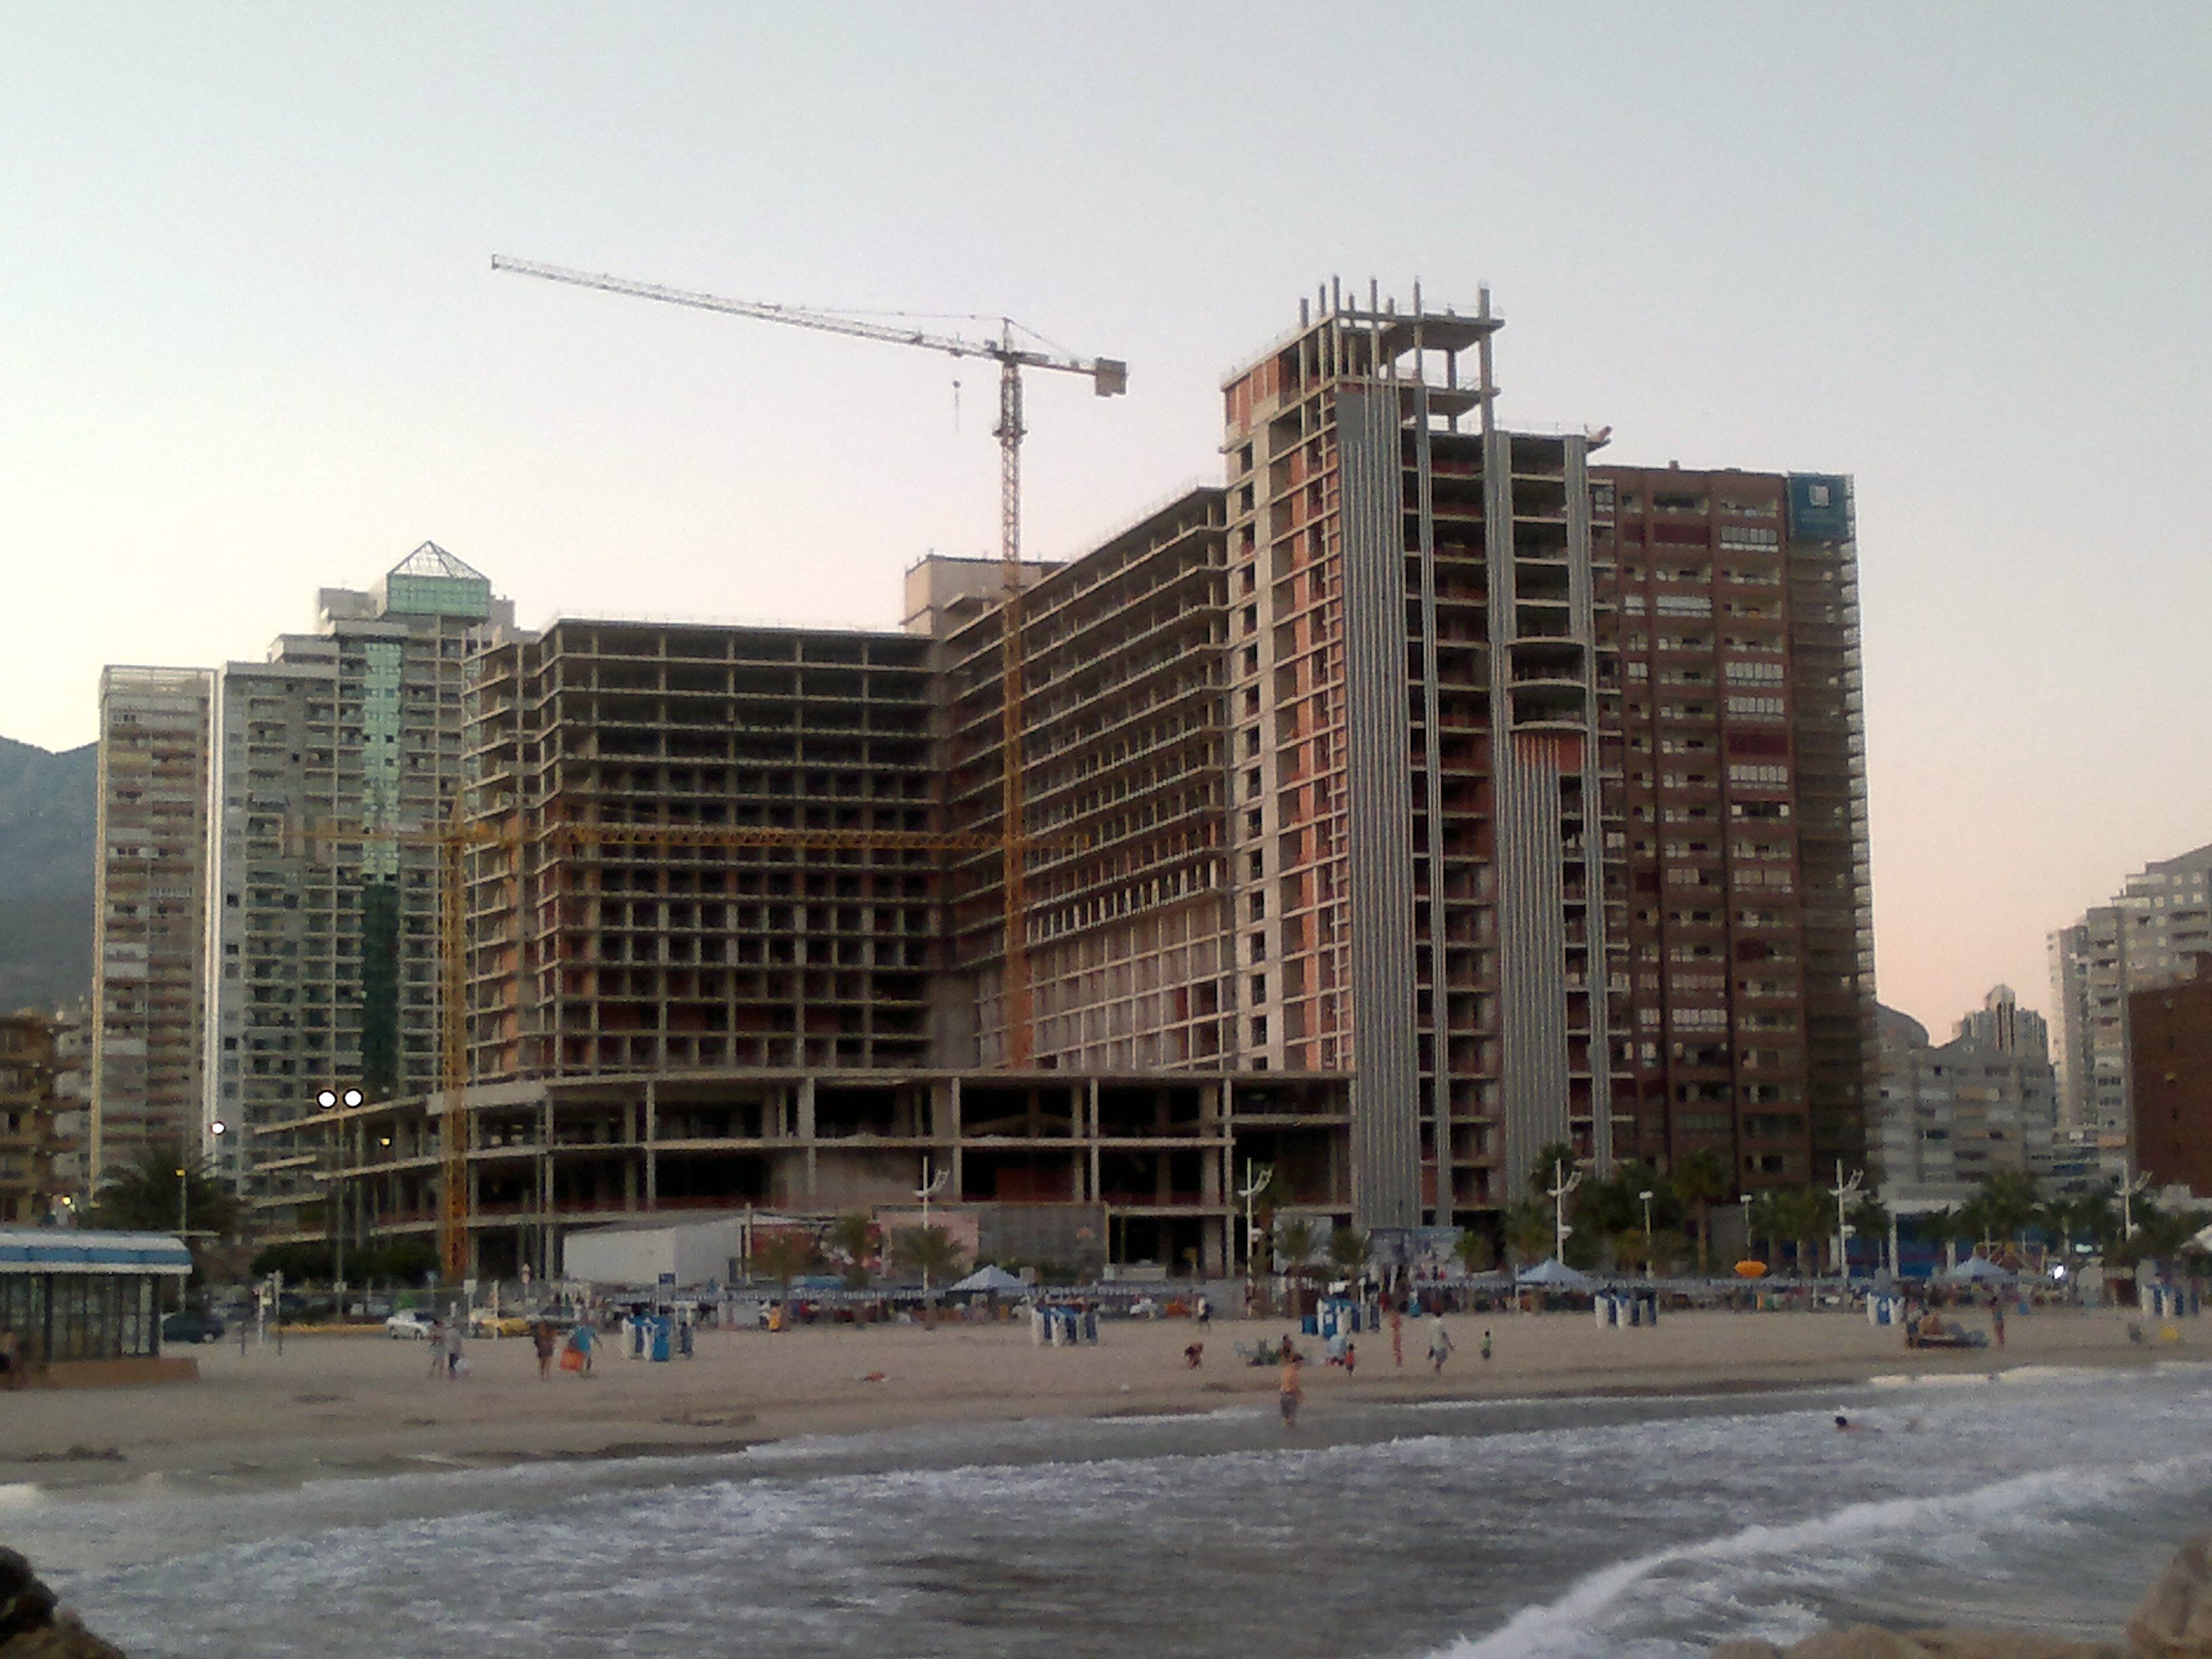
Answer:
[1279, 1349, 1304, 1431]
[426, 1318, 447, 1382]
[1389, 1303, 1404, 1368]
[1278, 1332, 1297, 1364]
[1427, 1315, 1453, 1374]
[532, 1320, 557, 1380]
[445, 1322, 465, 1381]
[1992, 1300, 2007, 1347]
[1183, 1341, 1204, 1368]
[567, 1321, 594, 1376]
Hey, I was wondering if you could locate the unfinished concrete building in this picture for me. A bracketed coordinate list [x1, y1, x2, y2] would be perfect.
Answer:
[251, 287, 1879, 1276]
[1216, 288, 1617, 1227]
[462, 618, 942, 1081]
[924, 490, 1236, 1072]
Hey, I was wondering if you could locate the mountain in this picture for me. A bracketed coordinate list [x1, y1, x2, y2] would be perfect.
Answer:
[0, 734, 98, 1013]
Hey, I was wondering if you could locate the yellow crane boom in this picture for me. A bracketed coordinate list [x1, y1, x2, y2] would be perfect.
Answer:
[491, 253, 1127, 1068]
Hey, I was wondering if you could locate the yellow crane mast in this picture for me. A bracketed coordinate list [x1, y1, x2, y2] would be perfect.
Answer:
[489, 254, 1127, 1067]
[312, 809, 1084, 1281]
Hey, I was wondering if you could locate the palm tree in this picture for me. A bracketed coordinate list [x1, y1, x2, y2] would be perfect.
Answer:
[1504, 1199, 1554, 1268]
[87, 1139, 240, 1238]
[1529, 1141, 1581, 1202]
[827, 1211, 877, 1290]
[1975, 1170, 2042, 1248]
[1847, 1192, 1891, 1275]
[1673, 1149, 1729, 1273]
[750, 1229, 820, 1302]
[887, 1225, 967, 1322]
[1325, 1225, 1368, 1279]
[1645, 1229, 1689, 1278]
[1453, 1228, 1495, 1277]
[1275, 1218, 1320, 1279]
[1747, 1189, 1789, 1271]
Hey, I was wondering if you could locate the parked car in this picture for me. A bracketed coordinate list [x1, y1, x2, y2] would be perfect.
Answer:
[384, 1310, 439, 1340]
[466, 1311, 531, 1339]
[161, 1311, 226, 1345]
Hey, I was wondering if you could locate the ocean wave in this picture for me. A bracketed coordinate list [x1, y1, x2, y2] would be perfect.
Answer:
[1437, 1446, 2212, 1659]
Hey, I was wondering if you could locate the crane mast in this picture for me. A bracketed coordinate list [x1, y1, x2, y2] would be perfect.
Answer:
[492, 256, 1126, 1068]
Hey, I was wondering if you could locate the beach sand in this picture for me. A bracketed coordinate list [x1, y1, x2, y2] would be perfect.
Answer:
[1, 1303, 2188, 1494]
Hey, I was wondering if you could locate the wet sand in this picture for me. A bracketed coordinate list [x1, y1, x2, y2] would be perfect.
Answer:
[1, 1304, 2188, 1493]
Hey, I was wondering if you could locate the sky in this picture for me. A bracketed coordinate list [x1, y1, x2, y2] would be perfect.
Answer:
[3, 3, 2207, 1033]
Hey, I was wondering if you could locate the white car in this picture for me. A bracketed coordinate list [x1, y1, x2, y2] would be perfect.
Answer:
[384, 1310, 438, 1340]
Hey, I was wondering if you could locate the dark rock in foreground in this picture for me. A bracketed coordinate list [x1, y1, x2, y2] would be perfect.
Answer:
[1710, 1530, 2212, 1656]
[0, 1549, 127, 1659]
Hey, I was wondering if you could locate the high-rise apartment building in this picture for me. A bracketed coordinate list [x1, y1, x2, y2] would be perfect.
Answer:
[1593, 466, 1877, 1191]
[205, 546, 515, 1206]
[0, 1013, 73, 1224]
[1872, 1003, 2059, 1209]
[2129, 958, 2212, 1197]
[91, 665, 215, 1183]
[1952, 983, 2048, 1061]
[2048, 843, 2212, 1148]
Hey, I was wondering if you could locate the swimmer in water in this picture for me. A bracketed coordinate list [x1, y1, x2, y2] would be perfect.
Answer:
[1834, 1414, 1880, 1433]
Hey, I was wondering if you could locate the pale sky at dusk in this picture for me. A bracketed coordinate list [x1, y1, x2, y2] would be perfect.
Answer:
[3, 4, 2207, 1036]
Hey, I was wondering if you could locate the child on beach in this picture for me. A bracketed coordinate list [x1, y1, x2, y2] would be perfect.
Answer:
[1279, 1351, 1304, 1430]
[1427, 1315, 1453, 1374]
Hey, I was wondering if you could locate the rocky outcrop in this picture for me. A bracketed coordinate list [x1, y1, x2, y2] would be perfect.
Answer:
[0, 1551, 127, 1659]
[2130, 1535, 2212, 1658]
[1708, 1530, 2212, 1656]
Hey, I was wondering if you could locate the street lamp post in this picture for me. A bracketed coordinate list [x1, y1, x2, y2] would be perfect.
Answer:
[316, 1087, 366, 1309]
[174, 1120, 227, 1311]
[914, 1155, 949, 1303]
[1828, 1160, 1864, 1282]
[1237, 1160, 1274, 1299]
[1548, 1160, 1582, 1264]
[1638, 1188, 1654, 1279]
[2122, 1162, 2152, 1245]
[1740, 1193, 1755, 1267]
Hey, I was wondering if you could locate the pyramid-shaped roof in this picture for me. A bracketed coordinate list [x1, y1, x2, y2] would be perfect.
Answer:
[387, 541, 487, 582]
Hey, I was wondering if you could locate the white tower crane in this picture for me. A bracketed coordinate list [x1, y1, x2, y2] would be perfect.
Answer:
[490, 255, 1127, 1066]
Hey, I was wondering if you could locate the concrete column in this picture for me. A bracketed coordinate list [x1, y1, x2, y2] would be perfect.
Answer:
[947, 1078, 963, 1197]
[798, 1077, 817, 1202]
[644, 1080, 658, 1210]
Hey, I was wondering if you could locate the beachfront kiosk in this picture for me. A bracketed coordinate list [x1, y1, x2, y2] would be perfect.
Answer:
[0, 1228, 195, 1388]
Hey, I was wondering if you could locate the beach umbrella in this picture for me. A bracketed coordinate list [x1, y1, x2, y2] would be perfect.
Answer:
[1733, 1261, 1768, 1279]
[1941, 1256, 2015, 1284]
[947, 1264, 1027, 1294]
[1515, 1258, 1597, 1290]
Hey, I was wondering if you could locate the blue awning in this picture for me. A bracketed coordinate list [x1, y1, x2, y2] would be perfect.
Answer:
[0, 1229, 194, 1275]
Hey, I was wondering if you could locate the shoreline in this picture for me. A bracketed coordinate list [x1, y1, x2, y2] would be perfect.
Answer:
[3, 1306, 2193, 1500]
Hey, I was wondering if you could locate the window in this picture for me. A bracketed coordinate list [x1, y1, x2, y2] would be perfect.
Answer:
[1725, 695, 1785, 718]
